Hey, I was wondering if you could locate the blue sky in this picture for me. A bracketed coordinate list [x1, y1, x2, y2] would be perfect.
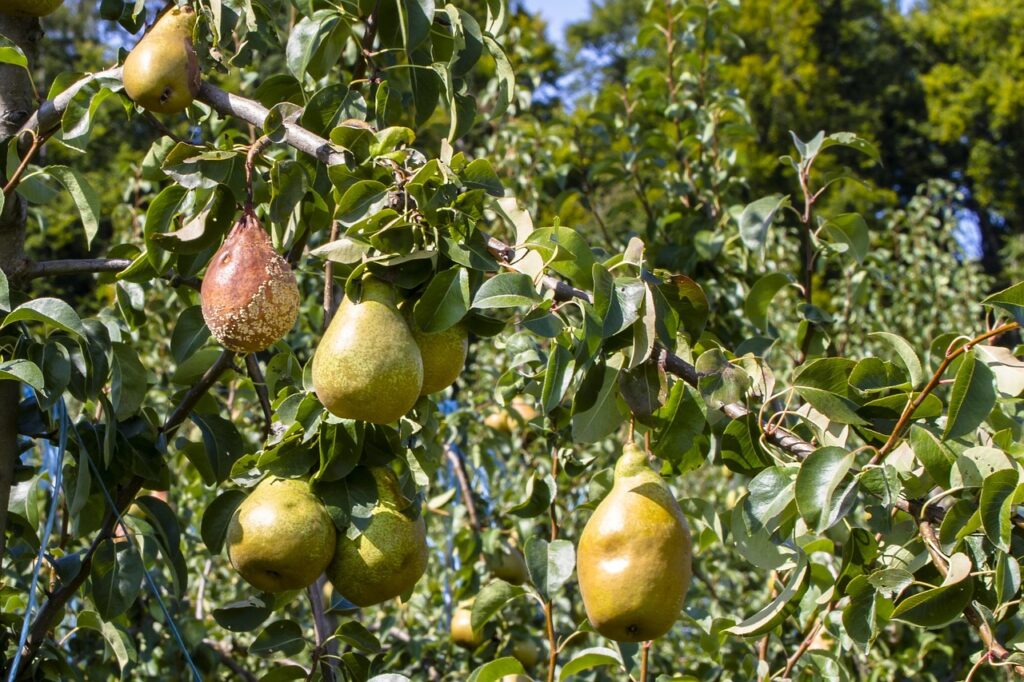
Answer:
[521, 0, 590, 43]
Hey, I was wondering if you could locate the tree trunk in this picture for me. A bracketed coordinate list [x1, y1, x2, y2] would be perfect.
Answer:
[0, 12, 41, 569]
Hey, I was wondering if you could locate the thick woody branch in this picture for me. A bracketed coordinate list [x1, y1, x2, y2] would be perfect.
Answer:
[161, 349, 236, 436]
[22, 258, 133, 279]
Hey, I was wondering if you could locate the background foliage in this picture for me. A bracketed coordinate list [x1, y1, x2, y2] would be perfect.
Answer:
[2, 0, 1024, 680]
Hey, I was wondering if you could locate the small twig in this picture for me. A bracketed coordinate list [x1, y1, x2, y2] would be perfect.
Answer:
[160, 349, 236, 436]
[871, 321, 1019, 465]
[307, 577, 336, 682]
[245, 354, 273, 440]
[195, 558, 212, 620]
[2, 130, 52, 197]
[780, 609, 829, 678]
[445, 446, 481, 533]
[323, 221, 340, 331]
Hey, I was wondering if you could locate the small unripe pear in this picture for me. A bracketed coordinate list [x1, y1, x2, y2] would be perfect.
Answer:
[488, 542, 529, 585]
[123, 6, 201, 114]
[450, 606, 484, 649]
[510, 638, 541, 668]
[408, 317, 468, 395]
[0, 0, 63, 16]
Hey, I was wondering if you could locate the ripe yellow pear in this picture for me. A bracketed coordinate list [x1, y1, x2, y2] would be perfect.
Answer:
[576, 443, 692, 642]
[225, 478, 337, 593]
[485, 397, 538, 432]
[450, 606, 484, 649]
[0, 0, 63, 16]
[487, 542, 529, 585]
[326, 467, 428, 606]
[408, 316, 469, 395]
[122, 5, 201, 114]
[312, 277, 424, 423]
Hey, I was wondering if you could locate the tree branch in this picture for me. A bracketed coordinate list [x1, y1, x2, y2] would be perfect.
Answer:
[161, 349, 236, 436]
[0, 381, 20, 571]
[22, 258, 133, 279]
[245, 354, 273, 440]
[445, 446, 481, 533]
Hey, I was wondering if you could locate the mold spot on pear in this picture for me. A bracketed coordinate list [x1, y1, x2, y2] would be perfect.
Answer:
[201, 211, 300, 353]
[407, 313, 469, 396]
[0, 0, 64, 16]
[325, 467, 428, 607]
[122, 5, 201, 114]
[225, 477, 337, 593]
[312, 277, 423, 423]
[576, 443, 693, 642]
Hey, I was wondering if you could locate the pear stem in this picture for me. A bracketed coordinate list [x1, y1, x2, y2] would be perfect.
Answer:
[244, 134, 272, 212]
[639, 641, 651, 681]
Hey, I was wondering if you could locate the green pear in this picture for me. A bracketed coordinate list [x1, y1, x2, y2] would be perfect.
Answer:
[576, 443, 692, 642]
[450, 606, 483, 649]
[406, 312, 468, 395]
[510, 638, 541, 668]
[313, 277, 424, 423]
[326, 467, 428, 606]
[487, 541, 529, 585]
[122, 5, 201, 114]
[226, 477, 337, 593]
[0, 0, 63, 16]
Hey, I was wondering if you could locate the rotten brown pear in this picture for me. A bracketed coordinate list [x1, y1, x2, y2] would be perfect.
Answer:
[201, 212, 300, 353]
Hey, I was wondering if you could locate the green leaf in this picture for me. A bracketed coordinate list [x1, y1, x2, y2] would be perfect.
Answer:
[980, 469, 1019, 552]
[471, 580, 527, 631]
[337, 180, 388, 225]
[4, 297, 87, 340]
[467, 658, 527, 682]
[870, 332, 925, 389]
[744, 272, 794, 331]
[571, 361, 625, 443]
[795, 446, 856, 533]
[725, 557, 808, 637]
[696, 349, 750, 408]
[213, 596, 273, 632]
[250, 620, 307, 656]
[820, 132, 881, 163]
[90, 539, 144, 620]
[820, 213, 869, 264]
[132, 495, 188, 595]
[738, 194, 789, 253]
[472, 272, 538, 309]
[525, 226, 596, 290]
[507, 474, 555, 518]
[143, 184, 187, 271]
[333, 620, 383, 653]
[0, 359, 44, 391]
[111, 343, 146, 420]
[793, 358, 866, 425]
[414, 267, 470, 332]
[558, 647, 623, 681]
[983, 281, 1024, 326]
[0, 269, 8, 313]
[286, 10, 341, 81]
[892, 559, 974, 628]
[170, 306, 210, 365]
[943, 350, 995, 440]
[909, 426, 955, 488]
[45, 165, 101, 248]
[524, 537, 575, 601]
[462, 158, 504, 196]
[201, 489, 246, 555]
[0, 36, 28, 69]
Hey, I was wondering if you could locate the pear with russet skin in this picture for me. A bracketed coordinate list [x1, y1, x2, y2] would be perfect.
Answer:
[312, 277, 423, 423]
[325, 467, 428, 607]
[0, 0, 63, 16]
[200, 211, 300, 353]
[576, 443, 693, 642]
[225, 477, 337, 593]
[122, 5, 201, 114]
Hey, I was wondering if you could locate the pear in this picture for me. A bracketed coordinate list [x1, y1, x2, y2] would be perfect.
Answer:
[201, 212, 300, 353]
[450, 606, 484, 649]
[499, 677, 532, 682]
[510, 638, 541, 668]
[487, 541, 529, 585]
[122, 5, 201, 114]
[326, 467, 428, 606]
[0, 0, 63, 16]
[313, 277, 423, 423]
[225, 477, 337, 593]
[407, 314, 469, 395]
[576, 443, 692, 642]
[485, 397, 537, 432]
